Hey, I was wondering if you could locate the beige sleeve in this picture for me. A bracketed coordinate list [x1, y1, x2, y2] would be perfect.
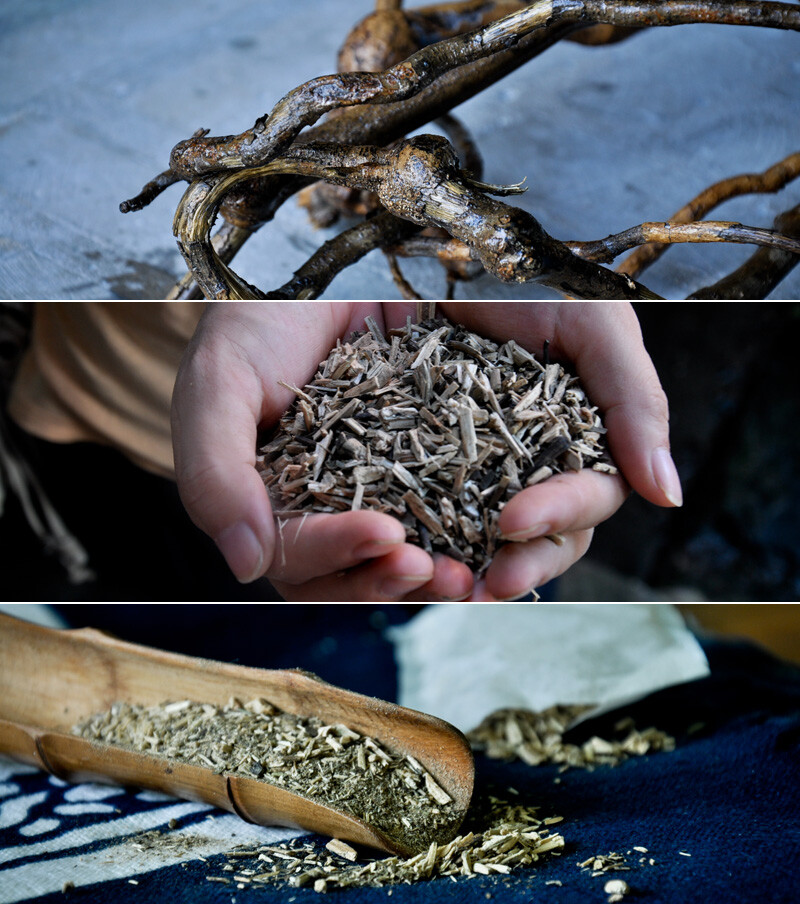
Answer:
[7, 302, 206, 479]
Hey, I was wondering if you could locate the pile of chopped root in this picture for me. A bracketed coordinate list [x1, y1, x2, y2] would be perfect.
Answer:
[205, 795, 565, 893]
[467, 706, 676, 770]
[257, 316, 616, 574]
[73, 697, 461, 853]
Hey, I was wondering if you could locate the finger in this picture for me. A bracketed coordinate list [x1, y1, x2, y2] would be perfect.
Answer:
[498, 468, 629, 542]
[402, 554, 475, 602]
[554, 303, 681, 509]
[172, 331, 276, 583]
[266, 510, 407, 584]
[485, 529, 595, 601]
[465, 579, 500, 602]
[269, 544, 435, 602]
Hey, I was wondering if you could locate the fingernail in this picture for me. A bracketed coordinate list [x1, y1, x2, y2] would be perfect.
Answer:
[499, 523, 552, 542]
[652, 447, 683, 507]
[215, 522, 264, 583]
[353, 537, 403, 560]
[380, 574, 431, 599]
[497, 585, 539, 602]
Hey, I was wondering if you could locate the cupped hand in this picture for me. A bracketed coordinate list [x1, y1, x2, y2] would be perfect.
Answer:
[432, 301, 681, 600]
[172, 301, 679, 602]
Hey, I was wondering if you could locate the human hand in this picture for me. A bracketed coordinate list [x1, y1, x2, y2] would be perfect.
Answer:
[171, 302, 474, 602]
[430, 301, 681, 600]
[172, 301, 678, 601]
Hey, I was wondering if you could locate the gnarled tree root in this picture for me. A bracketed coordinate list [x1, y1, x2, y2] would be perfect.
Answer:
[120, 0, 800, 300]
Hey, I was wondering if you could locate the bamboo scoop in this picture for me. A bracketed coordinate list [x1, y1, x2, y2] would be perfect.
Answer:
[0, 613, 473, 856]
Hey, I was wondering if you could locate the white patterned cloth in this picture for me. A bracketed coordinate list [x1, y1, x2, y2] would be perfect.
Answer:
[0, 759, 301, 903]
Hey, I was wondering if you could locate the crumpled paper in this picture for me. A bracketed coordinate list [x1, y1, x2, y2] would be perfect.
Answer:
[390, 604, 710, 734]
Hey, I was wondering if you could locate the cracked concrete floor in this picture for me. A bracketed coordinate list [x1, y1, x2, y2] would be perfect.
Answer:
[1, 1, 798, 300]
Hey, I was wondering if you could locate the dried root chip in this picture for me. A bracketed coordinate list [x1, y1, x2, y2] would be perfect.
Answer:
[205, 796, 565, 892]
[468, 705, 675, 769]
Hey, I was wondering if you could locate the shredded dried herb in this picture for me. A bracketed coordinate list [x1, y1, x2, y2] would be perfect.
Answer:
[204, 794, 565, 892]
[74, 697, 461, 853]
[258, 316, 616, 575]
[468, 706, 675, 769]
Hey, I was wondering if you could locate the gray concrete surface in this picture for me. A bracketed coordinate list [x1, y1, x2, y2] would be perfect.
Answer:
[1, 0, 798, 300]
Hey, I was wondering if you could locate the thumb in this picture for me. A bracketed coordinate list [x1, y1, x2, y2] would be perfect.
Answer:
[171, 331, 276, 583]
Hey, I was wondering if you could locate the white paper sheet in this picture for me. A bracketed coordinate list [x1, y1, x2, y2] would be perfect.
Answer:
[390, 604, 710, 733]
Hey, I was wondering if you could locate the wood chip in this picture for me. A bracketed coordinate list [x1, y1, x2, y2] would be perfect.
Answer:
[424, 773, 453, 806]
[326, 839, 358, 861]
[199, 795, 564, 893]
[469, 706, 675, 770]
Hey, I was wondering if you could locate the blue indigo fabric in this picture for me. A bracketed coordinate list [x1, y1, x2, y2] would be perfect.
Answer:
[1, 608, 798, 904]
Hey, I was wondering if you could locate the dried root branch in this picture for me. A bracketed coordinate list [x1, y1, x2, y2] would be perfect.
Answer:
[617, 151, 800, 278]
[267, 212, 421, 300]
[390, 217, 800, 269]
[299, 111, 482, 232]
[118, 168, 182, 214]
[567, 220, 800, 264]
[165, 221, 253, 300]
[173, 136, 661, 299]
[121, 0, 800, 299]
[167, 1, 800, 180]
[173, 137, 800, 299]
[689, 203, 800, 299]
[384, 250, 425, 299]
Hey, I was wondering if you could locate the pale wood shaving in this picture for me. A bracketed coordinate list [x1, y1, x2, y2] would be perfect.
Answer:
[204, 796, 565, 892]
[467, 706, 676, 770]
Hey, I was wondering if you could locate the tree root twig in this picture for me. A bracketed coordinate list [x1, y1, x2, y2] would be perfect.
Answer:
[617, 151, 800, 277]
[689, 203, 800, 299]
[568, 220, 800, 263]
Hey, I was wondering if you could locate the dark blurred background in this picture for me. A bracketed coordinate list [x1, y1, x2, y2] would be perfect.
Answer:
[585, 302, 800, 603]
